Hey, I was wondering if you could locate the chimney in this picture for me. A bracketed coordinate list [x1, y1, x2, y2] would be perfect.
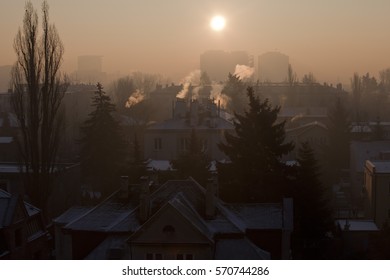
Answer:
[119, 176, 129, 200]
[139, 176, 151, 223]
[205, 175, 218, 219]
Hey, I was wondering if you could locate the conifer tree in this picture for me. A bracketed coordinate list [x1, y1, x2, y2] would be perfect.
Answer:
[218, 87, 294, 202]
[293, 142, 333, 258]
[324, 98, 351, 185]
[171, 129, 211, 186]
[80, 83, 126, 196]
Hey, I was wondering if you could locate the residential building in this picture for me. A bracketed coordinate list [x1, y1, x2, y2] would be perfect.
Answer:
[258, 52, 289, 83]
[0, 189, 50, 259]
[284, 121, 328, 161]
[144, 98, 234, 161]
[54, 177, 293, 260]
[364, 160, 390, 228]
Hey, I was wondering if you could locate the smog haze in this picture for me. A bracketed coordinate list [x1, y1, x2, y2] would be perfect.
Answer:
[1, 0, 390, 84]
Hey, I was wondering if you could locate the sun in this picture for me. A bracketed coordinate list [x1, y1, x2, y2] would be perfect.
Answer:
[210, 15, 226, 32]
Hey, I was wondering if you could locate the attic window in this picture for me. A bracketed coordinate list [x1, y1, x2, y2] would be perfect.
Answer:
[162, 225, 175, 234]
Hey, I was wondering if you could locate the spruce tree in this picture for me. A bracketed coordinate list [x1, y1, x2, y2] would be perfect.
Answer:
[294, 142, 333, 258]
[80, 83, 126, 196]
[324, 98, 351, 185]
[171, 129, 211, 186]
[218, 87, 294, 202]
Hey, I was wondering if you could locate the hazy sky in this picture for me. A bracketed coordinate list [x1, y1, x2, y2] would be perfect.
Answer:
[1, 0, 390, 84]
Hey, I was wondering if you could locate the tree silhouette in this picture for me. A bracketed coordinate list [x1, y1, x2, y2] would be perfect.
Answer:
[324, 98, 351, 185]
[293, 142, 333, 258]
[11, 1, 68, 214]
[218, 87, 294, 202]
[80, 83, 126, 196]
[171, 129, 211, 186]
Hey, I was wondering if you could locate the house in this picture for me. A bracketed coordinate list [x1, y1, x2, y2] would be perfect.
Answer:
[144, 98, 234, 161]
[0, 189, 50, 259]
[350, 141, 390, 199]
[335, 219, 378, 258]
[54, 177, 293, 260]
[364, 160, 390, 228]
[284, 121, 328, 161]
[279, 107, 328, 129]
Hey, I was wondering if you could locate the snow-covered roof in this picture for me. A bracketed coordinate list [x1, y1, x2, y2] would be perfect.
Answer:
[146, 159, 172, 171]
[350, 141, 390, 172]
[369, 160, 390, 173]
[226, 203, 284, 230]
[336, 219, 379, 231]
[147, 117, 234, 131]
[0, 137, 13, 144]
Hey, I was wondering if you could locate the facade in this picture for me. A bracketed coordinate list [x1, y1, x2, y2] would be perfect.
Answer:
[144, 98, 234, 161]
[0, 189, 50, 259]
[54, 177, 293, 260]
[258, 52, 289, 83]
[74, 55, 106, 84]
[284, 121, 328, 161]
[364, 160, 390, 228]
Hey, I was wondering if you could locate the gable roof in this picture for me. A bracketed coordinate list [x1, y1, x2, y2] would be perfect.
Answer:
[0, 189, 40, 228]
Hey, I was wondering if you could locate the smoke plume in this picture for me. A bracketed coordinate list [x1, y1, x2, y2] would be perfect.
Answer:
[125, 89, 144, 108]
[176, 70, 201, 99]
[210, 83, 231, 109]
[233, 64, 254, 80]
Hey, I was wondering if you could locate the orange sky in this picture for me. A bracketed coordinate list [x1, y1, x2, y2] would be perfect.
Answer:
[1, 0, 390, 85]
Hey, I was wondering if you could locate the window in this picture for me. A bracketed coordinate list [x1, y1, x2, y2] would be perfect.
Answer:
[154, 138, 162, 151]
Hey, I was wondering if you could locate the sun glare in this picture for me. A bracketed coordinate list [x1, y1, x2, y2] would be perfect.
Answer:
[210, 15, 226, 32]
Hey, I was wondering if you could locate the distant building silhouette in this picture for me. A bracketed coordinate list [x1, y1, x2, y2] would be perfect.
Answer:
[200, 50, 251, 82]
[258, 52, 289, 83]
[0, 65, 12, 93]
[74, 55, 106, 84]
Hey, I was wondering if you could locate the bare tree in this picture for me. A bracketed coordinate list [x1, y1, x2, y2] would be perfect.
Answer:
[11, 1, 68, 214]
[287, 64, 298, 87]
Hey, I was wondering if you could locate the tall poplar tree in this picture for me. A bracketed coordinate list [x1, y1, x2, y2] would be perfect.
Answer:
[11, 1, 67, 213]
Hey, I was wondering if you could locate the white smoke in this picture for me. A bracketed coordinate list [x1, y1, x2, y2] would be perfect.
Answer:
[233, 64, 254, 80]
[125, 89, 144, 108]
[210, 83, 231, 109]
[176, 70, 201, 99]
